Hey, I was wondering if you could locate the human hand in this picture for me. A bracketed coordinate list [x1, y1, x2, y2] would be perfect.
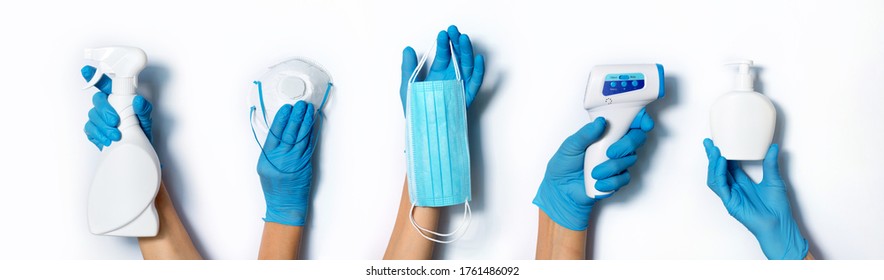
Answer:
[399, 25, 486, 112]
[703, 139, 808, 259]
[257, 101, 316, 226]
[533, 112, 654, 231]
[81, 66, 153, 150]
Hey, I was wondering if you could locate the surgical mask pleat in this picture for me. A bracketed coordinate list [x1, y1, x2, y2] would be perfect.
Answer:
[424, 84, 437, 203]
[435, 82, 452, 204]
[413, 83, 431, 203]
[424, 82, 443, 204]
[448, 81, 467, 202]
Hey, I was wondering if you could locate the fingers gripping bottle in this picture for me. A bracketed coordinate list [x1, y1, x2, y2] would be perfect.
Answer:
[583, 64, 664, 198]
[84, 47, 161, 237]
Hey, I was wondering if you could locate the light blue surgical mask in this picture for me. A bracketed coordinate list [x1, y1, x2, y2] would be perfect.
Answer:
[405, 42, 472, 243]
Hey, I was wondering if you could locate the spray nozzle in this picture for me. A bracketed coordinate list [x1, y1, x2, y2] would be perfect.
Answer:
[725, 60, 754, 91]
[82, 46, 147, 95]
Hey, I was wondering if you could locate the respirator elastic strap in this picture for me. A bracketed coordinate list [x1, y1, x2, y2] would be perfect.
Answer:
[253, 81, 269, 127]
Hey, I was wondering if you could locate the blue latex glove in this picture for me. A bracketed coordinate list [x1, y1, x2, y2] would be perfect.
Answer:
[81, 66, 153, 150]
[399, 25, 486, 112]
[703, 139, 808, 260]
[257, 101, 316, 226]
[533, 112, 655, 231]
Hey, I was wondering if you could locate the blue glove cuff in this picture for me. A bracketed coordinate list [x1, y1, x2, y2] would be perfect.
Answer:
[533, 181, 593, 231]
[259, 176, 312, 227]
[756, 219, 809, 260]
[773, 227, 808, 260]
[765, 236, 808, 260]
[785, 238, 810, 260]
[264, 210, 307, 227]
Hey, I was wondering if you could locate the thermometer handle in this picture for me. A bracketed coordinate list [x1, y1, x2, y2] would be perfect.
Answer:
[584, 106, 644, 198]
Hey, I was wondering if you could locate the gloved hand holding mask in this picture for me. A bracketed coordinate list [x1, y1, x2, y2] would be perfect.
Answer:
[256, 102, 317, 227]
[400, 25, 486, 243]
[399, 25, 485, 111]
[250, 58, 332, 227]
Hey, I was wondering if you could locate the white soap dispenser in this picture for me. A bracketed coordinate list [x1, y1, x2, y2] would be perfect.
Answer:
[710, 60, 776, 160]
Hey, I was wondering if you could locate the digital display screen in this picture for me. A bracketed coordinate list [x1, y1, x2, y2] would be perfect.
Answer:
[603, 73, 645, 96]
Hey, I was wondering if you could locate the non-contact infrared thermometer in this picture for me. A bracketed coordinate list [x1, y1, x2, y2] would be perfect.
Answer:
[583, 64, 664, 198]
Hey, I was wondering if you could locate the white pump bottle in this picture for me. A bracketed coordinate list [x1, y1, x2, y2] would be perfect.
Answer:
[84, 47, 161, 237]
[710, 60, 776, 160]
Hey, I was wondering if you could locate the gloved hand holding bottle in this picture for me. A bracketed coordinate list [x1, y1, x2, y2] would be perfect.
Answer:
[257, 101, 316, 227]
[703, 139, 811, 260]
[80, 65, 201, 259]
[81, 66, 153, 149]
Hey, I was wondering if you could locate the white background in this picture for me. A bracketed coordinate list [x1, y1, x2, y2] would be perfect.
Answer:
[0, 0, 882, 260]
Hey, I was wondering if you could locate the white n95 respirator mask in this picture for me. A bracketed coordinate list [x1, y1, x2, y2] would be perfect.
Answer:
[249, 58, 333, 146]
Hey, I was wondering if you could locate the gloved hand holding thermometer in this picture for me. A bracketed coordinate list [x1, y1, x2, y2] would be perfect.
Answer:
[533, 113, 654, 231]
[533, 65, 661, 259]
[583, 64, 664, 198]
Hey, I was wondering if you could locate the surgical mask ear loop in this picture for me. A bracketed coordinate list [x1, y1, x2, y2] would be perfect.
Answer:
[409, 200, 472, 244]
[408, 41, 463, 84]
[406, 41, 471, 244]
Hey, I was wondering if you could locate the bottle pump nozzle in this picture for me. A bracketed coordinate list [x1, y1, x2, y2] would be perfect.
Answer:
[726, 60, 754, 91]
[83, 47, 147, 96]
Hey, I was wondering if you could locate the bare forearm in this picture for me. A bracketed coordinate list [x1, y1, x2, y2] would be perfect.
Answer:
[384, 176, 440, 260]
[137, 182, 201, 260]
[536, 210, 587, 260]
[258, 222, 303, 259]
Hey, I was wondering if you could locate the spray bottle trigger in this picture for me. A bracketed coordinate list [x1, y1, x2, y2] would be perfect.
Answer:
[83, 67, 104, 90]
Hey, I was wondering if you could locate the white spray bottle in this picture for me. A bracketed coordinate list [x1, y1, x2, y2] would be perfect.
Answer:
[710, 60, 776, 160]
[583, 64, 664, 198]
[84, 46, 161, 237]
